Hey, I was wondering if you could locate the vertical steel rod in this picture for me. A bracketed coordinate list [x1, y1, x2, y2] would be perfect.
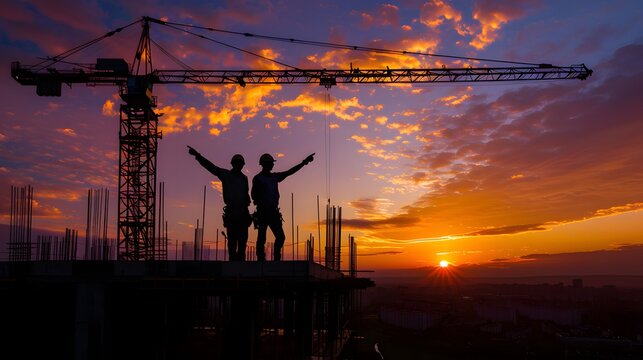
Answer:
[291, 192, 294, 261]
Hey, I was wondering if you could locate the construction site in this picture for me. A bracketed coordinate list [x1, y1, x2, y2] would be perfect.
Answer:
[1, 261, 370, 359]
[2, 182, 370, 359]
[1, 15, 593, 360]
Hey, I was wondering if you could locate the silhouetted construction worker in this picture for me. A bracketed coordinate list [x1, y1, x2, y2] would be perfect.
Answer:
[252, 153, 314, 261]
[188, 146, 252, 261]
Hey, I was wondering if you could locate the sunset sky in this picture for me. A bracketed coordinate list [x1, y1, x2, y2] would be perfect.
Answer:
[1, 0, 642, 275]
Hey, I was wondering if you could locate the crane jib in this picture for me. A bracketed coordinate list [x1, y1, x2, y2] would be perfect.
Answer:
[11, 60, 592, 96]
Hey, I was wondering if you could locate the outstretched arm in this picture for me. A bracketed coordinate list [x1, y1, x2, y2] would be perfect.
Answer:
[278, 153, 315, 181]
[188, 145, 222, 177]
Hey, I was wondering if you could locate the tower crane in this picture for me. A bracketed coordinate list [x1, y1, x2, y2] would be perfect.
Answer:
[11, 16, 592, 261]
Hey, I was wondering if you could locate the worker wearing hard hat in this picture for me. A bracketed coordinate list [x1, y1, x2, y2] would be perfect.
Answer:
[188, 146, 252, 261]
[252, 152, 315, 261]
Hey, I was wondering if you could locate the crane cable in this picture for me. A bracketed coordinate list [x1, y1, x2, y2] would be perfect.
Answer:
[324, 90, 331, 203]
[150, 38, 194, 71]
[28, 15, 564, 76]
[159, 22, 301, 71]
[31, 18, 142, 72]
[153, 17, 546, 67]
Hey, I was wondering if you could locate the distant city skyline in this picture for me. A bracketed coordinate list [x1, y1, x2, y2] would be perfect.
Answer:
[1, 1, 642, 273]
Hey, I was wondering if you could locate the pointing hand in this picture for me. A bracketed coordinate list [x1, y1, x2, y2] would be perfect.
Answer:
[303, 153, 315, 165]
[187, 145, 199, 157]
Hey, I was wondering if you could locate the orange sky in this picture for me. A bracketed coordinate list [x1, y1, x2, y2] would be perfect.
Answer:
[1, 1, 643, 275]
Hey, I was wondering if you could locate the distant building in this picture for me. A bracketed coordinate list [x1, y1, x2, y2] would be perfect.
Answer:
[474, 303, 517, 323]
[182, 241, 193, 260]
[515, 303, 583, 326]
[379, 306, 443, 330]
[573, 278, 583, 288]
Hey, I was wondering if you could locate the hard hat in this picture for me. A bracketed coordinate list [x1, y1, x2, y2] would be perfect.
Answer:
[259, 153, 275, 165]
[231, 154, 245, 165]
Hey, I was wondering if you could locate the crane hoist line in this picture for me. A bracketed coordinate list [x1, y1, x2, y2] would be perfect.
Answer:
[10, 16, 593, 261]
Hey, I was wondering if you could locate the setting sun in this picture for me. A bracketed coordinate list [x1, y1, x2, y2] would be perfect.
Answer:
[439, 260, 449, 268]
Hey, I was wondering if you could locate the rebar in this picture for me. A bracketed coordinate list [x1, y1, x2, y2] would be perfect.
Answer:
[8, 185, 33, 261]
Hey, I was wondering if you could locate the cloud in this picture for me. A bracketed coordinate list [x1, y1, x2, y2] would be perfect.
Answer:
[350, 134, 411, 161]
[439, 94, 471, 106]
[342, 214, 420, 230]
[162, 83, 281, 136]
[466, 223, 548, 236]
[358, 4, 400, 28]
[210, 180, 222, 193]
[458, 244, 643, 277]
[37, 188, 83, 202]
[203, 84, 282, 133]
[349, 198, 395, 220]
[304, 36, 441, 69]
[407, 171, 430, 184]
[27, 0, 106, 34]
[157, 104, 205, 135]
[375, 116, 388, 125]
[386, 122, 420, 135]
[359, 251, 404, 257]
[102, 99, 118, 117]
[469, 0, 541, 50]
[277, 92, 366, 121]
[31, 199, 65, 219]
[56, 128, 77, 137]
[0, 0, 109, 55]
[0, 100, 121, 230]
[419, 0, 464, 29]
[593, 203, 643, 217]
[351, 135, 397, 150]
[120, 0, 269, 30]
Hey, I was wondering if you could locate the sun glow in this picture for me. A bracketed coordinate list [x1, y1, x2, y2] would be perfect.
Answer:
[439, 260, 449, 268]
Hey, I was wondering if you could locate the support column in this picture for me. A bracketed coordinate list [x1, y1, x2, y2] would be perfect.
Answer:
[327, 288, 339, 357]
[296, 289, 314, 357]
[284, 294, 294, 337]
[75, 283, 110, 360]
[227, 292, 258, 360]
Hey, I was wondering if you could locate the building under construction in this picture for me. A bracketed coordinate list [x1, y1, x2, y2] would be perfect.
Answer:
[2, 188, 372, 359]
[0, 260, 372, 359]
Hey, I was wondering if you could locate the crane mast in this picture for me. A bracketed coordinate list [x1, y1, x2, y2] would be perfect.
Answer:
[116, 19, 160, 260]
[10, 17, 592, 261]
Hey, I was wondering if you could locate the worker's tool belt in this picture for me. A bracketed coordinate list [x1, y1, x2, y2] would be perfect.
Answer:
[222, 206, 253, 228]
[252, 207, 283, 229]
